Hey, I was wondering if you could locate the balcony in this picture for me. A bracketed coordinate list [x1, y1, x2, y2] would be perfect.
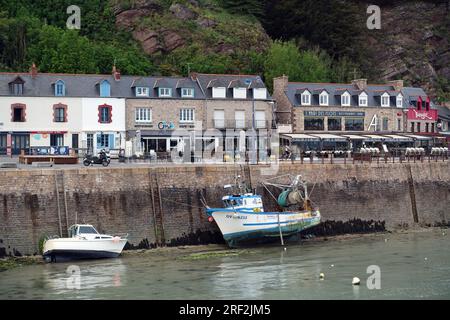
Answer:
[212, 119, 273, 129]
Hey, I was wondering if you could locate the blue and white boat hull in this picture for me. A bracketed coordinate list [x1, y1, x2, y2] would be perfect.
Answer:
[207, 209, 321, 247]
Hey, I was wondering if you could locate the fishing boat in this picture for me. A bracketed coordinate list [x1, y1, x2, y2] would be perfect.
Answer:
[206, 175, 321, 247]
[42, 224, 128, 262]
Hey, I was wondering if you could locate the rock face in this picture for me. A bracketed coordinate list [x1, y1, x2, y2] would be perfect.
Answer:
[169, 3, 198, 21]
[366, 2, 450, 95]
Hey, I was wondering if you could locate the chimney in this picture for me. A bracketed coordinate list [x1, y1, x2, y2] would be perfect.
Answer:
[388, 80, 404, 91]
[273, 75, 289, 94]
[30, 63, 38, 78]
[112, 65, 121, 81]
[351, 79, 367, 91]
[190, 72, 198, 81]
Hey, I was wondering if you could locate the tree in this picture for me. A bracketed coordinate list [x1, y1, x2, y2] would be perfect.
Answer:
[264, 40, 332, 91]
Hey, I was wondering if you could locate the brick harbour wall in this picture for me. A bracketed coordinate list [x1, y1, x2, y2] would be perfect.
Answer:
[0, 162, 449, 256]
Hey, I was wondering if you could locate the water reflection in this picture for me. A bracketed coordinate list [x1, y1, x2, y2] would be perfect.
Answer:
[43, 259, 127, 295]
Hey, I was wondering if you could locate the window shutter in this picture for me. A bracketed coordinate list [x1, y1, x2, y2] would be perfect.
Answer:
[109, 134, 115, 149]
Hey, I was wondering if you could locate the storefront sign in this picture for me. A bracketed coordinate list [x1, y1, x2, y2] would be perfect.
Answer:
[304, 111, 365, 117]
[158, 121, 175, 130]
[407, 109, 437, 121]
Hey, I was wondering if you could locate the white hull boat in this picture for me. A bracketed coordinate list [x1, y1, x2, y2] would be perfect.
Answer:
[206, 175, 321, 247]
[43, 224, 128, 262]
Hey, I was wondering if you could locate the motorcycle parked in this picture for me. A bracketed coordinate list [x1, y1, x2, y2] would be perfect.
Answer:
[83, 150, 110, 167]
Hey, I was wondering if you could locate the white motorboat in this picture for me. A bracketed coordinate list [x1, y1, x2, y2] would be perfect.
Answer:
[43, 224, 128, 262]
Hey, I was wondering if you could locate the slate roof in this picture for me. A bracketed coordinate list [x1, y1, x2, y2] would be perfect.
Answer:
[436, 105, 450, 121]
[195, 73, 271, 100]
[0, 72, 205, 99]
[284, 82, 436, 109]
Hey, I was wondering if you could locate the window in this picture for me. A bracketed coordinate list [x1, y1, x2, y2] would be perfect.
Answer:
[214, 110, 225, 128]
[319, 92, 329, 106]
[328, 118, 342, 131]
[87, 134, 94, 152]
[359, 93, 368, 107]
[410, 122, 415, 133]
[135, 108, 152, 123]
[100, 80, 111, 97]
[235, 111, 245, 128]
[98, 104, 112, 123]
[9, 77, 25, 95]
[253, 88, 267, 100]
[54, 108, 66, 122]
[417, 123, 421, 133]
[212, 87, 226, 98]
[233, 88, 247, 99]
[79, 226, 98, 234]
[136, 87, 149, 97]
[255, 111, 266, 128]
[301, 91, 311, 106]
[397, 119, 401, 131]
[180, 108, 195, 122]
[341, 92, 351, 106]
[431, 123, 435, 133]
[50, 134, 64, 147]
[55, 80, 65, 96]
[381, 93, 390, 107]
[97, 134, 114, 149]
[425, 123, 429, 133]
[159, 88, 172, 97]
[345, 118, 364, 131]
[181, 88, 194, 98]
[382, 117, 389, 131]
[304, 118, 324, 131]
[396, 94, 403, 108]
[11, 104, 26, 122]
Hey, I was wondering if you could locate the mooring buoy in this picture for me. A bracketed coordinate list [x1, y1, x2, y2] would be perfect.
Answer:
[352, 277, 361, 285]
[319, 273, 325, 280]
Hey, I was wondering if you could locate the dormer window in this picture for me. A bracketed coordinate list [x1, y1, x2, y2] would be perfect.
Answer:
[341, 92, 351, 106]
[159, 88, 172, 97]
[212, 87, 226, 98]
[181, 88, 194, 98]
[9, 77, 25, 96]
[319, 91, 328, 106]
[396, 94, 403, 108]
[253, 88, 267, 100]
[301, 91, 311, 106]
[55, 80, 65, 96]
[100, 80, 111, 97]
[233, 88, 247, 99]
[136, 87, 149, 97]
[381, 92, 390, 107]
[359, 92, 368, 107]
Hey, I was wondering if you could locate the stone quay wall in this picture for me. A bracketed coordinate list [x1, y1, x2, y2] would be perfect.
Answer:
[0, 162, 449, 256]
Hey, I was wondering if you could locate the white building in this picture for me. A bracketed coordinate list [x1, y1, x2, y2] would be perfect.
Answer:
[0, 66, 125, 155]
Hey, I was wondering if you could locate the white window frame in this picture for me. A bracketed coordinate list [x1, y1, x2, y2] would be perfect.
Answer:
[181, 88, 194, 98]
[233, 87, 247, 99]
[159, 88, 172, 98]
[213, 110, 225, 128]
[319, 91, 329, 106]
[212, 87, 226, 98]
[396, 94, 403, 108]
[136, 87, 149, 97]
[301, 91, 311, 106]
[235, 110, 246, 128]
[135, 108, 152, 123]
[341, 92, 351, 106]
[359, 92, 368, 107]
[180, 108, 195, 123]
[255, 111, 266, 129]
[381, 92, 390, 107]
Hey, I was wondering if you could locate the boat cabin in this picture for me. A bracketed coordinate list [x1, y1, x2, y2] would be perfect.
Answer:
[68, 224, 101, 238]
[222, 194, 264, 212]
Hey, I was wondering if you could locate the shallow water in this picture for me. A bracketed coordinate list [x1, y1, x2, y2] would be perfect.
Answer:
[0, 230, 449, 300]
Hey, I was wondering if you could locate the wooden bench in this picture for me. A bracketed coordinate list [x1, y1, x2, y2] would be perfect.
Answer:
[19, 155, 78, 165]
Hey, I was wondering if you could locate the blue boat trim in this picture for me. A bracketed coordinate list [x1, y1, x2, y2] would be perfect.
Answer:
[207, 208, 315, 216]
[243, 218, 316, 226]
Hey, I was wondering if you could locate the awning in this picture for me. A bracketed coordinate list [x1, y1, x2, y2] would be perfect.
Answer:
[382, 134, 413, 142]
[281, 134, 320, 141]
[362, 135, 387, 141]
[403, 134, 433, 141]
[342, 134, 366, 140]
[308, 134, 348, 142]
